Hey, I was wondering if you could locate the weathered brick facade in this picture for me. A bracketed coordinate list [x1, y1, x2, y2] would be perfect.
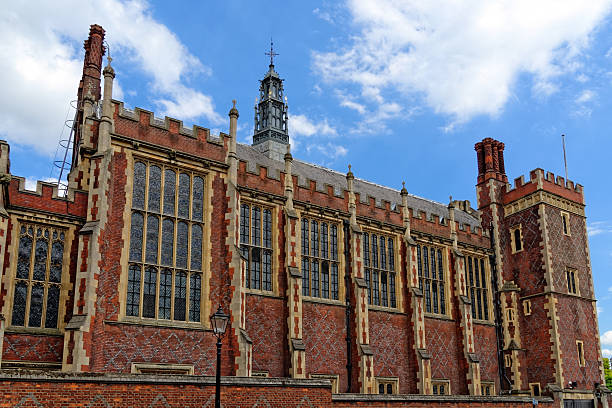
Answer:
[0, 25, 607, 407]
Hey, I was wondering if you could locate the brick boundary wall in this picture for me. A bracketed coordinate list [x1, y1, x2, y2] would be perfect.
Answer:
[0, 371, 559, 408]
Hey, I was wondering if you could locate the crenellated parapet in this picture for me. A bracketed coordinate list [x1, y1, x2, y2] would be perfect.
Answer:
[504, 168, 584, 208]
[112, 101, 228, 165]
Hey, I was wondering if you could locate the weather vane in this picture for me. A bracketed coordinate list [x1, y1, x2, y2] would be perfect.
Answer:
[265, 38, 279, 66]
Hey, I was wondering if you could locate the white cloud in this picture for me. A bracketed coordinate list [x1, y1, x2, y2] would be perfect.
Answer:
[307, 142, 348, 160]
[588, 221, 612, 237]
[24, 177, 59, 191]
[313, 0, 612, 126]
[0, 0, 222, 156]
[576, 89, 596, 104]
[603, 348, 612, 358]
[602, 330, 612, 346]
[290, 114, 337, 138]
[598, 306, 604, 315]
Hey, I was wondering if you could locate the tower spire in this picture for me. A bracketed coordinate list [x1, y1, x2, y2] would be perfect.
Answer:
[252, 40, 289, 161]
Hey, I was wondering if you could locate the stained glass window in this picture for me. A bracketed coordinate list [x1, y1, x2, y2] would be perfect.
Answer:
[363, 232, 396, 308]
[467, 255, 489, 320]
[11, 224, 66, 329]
[127, 161, 205, 322]
[301, 218, 339, 300]
[240, 203, 273, 291]
[417, 244, 446, 315]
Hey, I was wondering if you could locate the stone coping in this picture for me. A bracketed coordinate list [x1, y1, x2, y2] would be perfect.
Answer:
[333, 393, 554, 403]
[0, 370, 331, 388]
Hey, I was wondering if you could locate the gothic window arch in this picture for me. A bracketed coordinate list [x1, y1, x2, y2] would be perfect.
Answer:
[416, 243, 447, 315]
[240, 202, 273, 292]
[10, 223, 67, 329]
[363, 230, 397, 308]
[301, 216, 340, 300]
[126, 160, 205, 322]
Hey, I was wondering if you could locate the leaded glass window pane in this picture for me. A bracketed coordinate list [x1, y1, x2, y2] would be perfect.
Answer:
[331, 263, 339, 300]
[466, 255, 489, 321]
[163, 169, 176, 216]
[312, 260, 319, 297]
[302, 258, 310, 296]
[129, 212, 144, 262]
[161, 218, 174, 266]
[191, 225, 202, 271]
[189, 273, 201, 322]
[263, 209, 271, 248]
[321, 223, 328, 259]
[146, 215, 159, 264]
[28, 283, 44, 327]
[192, 176, 204, 221]
[263, 249, 272, 291]
[176, 221, 188, 269]
[158, 269, 172, 319]
[45, 285, 60, 329]
[11, 281, 27, 326]
[127, 265, 141, 317]
[133, 162, 146, 209]
[147, 165, 161, 212]
[33, 232, 48, 281]
[364, 232, 396, 308]
[331, 225, 338, 261]
[50, 240, 63, 283]
[17, 232, 32, 279]
[174, 271, 187, 321]
[322, 261, 329, 299]
[178, 173, 190, 219]
[143, 267, 157, 318]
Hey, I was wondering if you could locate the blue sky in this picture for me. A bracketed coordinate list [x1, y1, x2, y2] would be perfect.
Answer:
[2, 1, 612, 350]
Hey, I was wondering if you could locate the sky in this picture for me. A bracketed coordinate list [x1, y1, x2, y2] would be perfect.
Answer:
[1, 0, 612, 351]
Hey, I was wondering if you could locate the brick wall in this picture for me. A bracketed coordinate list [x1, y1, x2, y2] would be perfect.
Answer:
[0, 371, 559, 408]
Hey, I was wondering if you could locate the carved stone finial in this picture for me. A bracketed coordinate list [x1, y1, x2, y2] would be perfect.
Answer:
[401, 181, 407, 196]
[229, 99, 239, 118]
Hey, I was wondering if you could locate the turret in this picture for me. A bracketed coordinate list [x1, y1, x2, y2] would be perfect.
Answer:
[252, 40, 289, 161]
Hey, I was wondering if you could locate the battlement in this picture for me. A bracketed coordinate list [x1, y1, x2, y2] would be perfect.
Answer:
[236, 144, 487, 242]
[504, 168, 584, 205]
[114, 101, 225, 145]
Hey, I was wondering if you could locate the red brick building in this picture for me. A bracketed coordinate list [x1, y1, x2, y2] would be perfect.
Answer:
[0, 25, 607, 407]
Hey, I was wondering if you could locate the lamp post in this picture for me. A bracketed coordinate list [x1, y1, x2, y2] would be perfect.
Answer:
[210, 305, 229, 408]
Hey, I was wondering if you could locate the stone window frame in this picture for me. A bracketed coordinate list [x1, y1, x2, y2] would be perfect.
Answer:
[239, 199, 279, 295]
[510, 224, 523, 254]
[376, 376, 399, 395]
[431, 379, 450, 395]
[464, 251, 493, 322]
[310, 373, 339, 393]
[529, 382, 541, 397]
[131, 362, 194, 375]
[504, 354, 512, 368]
[506, 307, 515, 322]
[523, 299, 532, 316]
[566, 267, 579, 295]
[300, 212, 343, 303]
[416, 242, 450, 317]
[561, 211, 571, 236]
[480, 381, 495, 396]
[3, 216, 75, 334]
[363, 228, 400, 310]
[576, 340, 585, 367]
[118, 152, 212, 328]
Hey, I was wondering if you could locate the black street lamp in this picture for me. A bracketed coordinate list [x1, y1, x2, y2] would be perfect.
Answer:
[210, 305, 229, 408]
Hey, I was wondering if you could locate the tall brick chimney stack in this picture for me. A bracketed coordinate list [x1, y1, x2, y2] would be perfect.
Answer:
[474, 138, 508, 184]
[78, 24, 106, 104]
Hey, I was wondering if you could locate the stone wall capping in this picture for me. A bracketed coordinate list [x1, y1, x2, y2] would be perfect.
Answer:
[291, 338, 305, 351]
[239, 328, 252, 344]
[287, 266, 301, 278]
[0, 370, 333, 388]
[65, 314, 87, 330]
[332, 393, 553, 403]
[359, 344, 373, 356]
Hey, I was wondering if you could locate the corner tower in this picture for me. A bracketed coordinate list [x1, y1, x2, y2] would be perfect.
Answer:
[252, 41, 289, 161]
